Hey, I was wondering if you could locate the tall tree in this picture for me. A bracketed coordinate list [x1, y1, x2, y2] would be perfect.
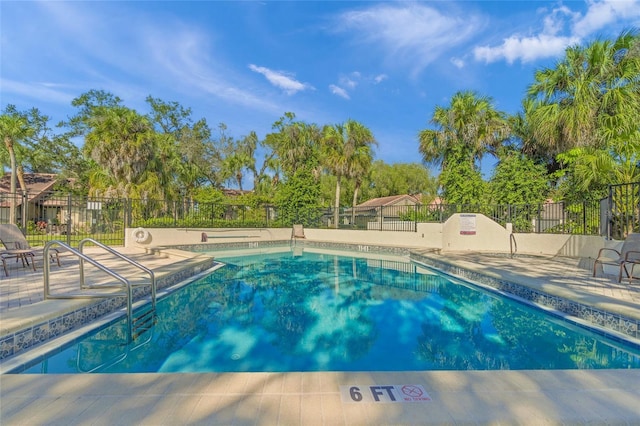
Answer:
[322, 119, 376, 228]
[418, 91, 509, 203]
[526, 29, 640, 153]
[525, 29, 640, 188]
[265, 112, 322, 180]
[146, 96, 218, 198]
[83, 105, 167, 199]
[0, 107, 33, 223]
[364, 162, 436, 200]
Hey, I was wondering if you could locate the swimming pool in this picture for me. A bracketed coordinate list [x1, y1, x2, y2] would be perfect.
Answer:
[18, 247, 640, 373]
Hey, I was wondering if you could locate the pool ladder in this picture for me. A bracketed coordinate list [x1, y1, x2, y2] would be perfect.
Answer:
[43, 239, 157, 343]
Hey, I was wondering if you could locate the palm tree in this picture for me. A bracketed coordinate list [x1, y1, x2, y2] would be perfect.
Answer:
[419, 91, 510, 169]
[83, 106, 165, 199]
[322, 119, 376, 228]
[266, 113, 323, 179]
[0, 110, 33, 224]
[525, 29, 640, 157]
[348, 144, 376, 226]
[418, 91, 509, 203]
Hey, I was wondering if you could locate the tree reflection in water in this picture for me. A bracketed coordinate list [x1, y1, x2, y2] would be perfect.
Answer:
[22, 249, 640, 374]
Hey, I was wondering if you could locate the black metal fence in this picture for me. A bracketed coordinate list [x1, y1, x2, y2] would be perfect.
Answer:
[0, 193, 126, 247]
[0, 182, 637, 246]
[605, 181, 640, 240]
[317, 200, 601, 234]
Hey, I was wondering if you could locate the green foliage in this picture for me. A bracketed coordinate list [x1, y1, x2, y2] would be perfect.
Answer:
[489, 148, 549, 205]
[364, 161, 437, 200]
[525, 29, 640, 194]
[193, 187, 226, 204]
[265, 112, 322, 180]
[439, 146, 486, 204]
[274, 169, 321, 226]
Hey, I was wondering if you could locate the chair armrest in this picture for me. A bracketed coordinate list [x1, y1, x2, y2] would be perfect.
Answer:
[624, 250, 640, 263]
[596, 247, 621, 259]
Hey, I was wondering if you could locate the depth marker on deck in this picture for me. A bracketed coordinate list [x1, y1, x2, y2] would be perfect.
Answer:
[340, 385, 431, 403]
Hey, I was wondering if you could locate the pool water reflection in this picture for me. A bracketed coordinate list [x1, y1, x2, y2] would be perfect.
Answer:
[22, 248, 640, 373]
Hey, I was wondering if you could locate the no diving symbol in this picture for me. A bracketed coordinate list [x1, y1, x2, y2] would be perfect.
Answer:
[401, 385, 423, 398]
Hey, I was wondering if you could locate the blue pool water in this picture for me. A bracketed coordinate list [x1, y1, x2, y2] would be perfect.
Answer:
[21, 248, 640, 373]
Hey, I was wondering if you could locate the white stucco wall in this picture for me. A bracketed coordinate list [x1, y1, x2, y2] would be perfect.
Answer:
[126, 214, 608, 259]
[440, 213, 511, 252]
[512, 234, 603, 258]
[304, 223, 443, 249]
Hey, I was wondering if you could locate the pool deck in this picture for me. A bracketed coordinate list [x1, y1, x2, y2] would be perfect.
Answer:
[1, 246, 640, 425]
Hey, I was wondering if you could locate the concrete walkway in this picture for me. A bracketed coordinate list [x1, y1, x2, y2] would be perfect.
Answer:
[1, 246, 640, 425]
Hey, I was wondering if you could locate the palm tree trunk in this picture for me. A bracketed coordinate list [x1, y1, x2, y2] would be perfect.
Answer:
[351, 181, 361, 227]
[333, 175, 341, 229]
[4, 135, 17, 224]
[17, 165, 27, 193]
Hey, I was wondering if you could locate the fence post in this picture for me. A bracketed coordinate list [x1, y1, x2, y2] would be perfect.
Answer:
[66, 194, 72, 245]
[607, 185, 613, 239]
[20, 191, 28, 230]
[125, 198, 131, 229]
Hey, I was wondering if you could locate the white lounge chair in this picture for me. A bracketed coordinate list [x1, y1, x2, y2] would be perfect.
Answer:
[593, 233, 640, 282]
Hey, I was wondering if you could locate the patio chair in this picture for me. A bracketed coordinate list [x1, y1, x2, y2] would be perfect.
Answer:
[593, 233, 640, 282]
[0, 224, 60, 275]
[291, 224, 306, 240]
[0, 247, 38, 276]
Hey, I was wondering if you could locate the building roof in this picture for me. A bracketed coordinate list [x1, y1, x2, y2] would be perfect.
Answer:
[1, 173, 57, 201]
[0, 173, 68, 204]
[356, 194, 421, 208]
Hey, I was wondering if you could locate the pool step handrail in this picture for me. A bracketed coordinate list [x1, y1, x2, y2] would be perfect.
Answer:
[43, 240, 157, 343]
[510, 233, 518, 258]
[44, 240, 134, 341]
[78, 238, 156, 310]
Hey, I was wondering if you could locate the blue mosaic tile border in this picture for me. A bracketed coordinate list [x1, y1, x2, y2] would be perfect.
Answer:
[410, 252, 640, 343]
[0, 257, 216, 361]
[174, 239, 411, 256]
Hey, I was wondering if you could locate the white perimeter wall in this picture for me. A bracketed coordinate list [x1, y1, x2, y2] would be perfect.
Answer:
[126, 213, 606, 259]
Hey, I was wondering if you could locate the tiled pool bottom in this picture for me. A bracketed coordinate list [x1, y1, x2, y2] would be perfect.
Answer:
[410, 250, 640, 345]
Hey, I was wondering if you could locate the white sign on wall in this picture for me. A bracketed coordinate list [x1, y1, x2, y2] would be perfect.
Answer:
[459, 214, 477, 235]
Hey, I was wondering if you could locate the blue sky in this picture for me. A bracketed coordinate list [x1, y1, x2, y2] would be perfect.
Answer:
[2, 1, 640, 178]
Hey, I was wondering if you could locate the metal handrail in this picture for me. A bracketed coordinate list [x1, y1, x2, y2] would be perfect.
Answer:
[78, 238, 156, 309]
[510, 233, 518, 258]
[44, 240, 134, 341]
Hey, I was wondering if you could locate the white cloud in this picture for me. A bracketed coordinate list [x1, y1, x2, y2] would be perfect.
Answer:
[473, 0, 640, 65]
[0, 79, 74, 105]
[248, 64, 312, 95]
[2, 2, 283, 114]
[335, 3, 485, 76]
[450, 58, 465, 69]
[374, 74, 388, 84]
[339, 73, 359, 89]
[329, 84, 350, 100]
[577, 0, 640, 36]
[475, 33, 580, 64]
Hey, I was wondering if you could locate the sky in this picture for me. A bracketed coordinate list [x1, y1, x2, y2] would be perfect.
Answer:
[2, 0, 640, 180]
